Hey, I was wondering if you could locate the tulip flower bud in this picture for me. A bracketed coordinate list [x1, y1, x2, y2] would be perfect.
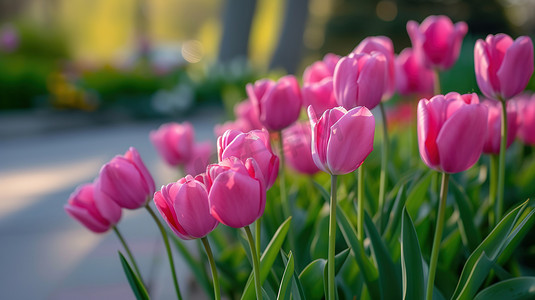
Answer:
[206, 157, 266, 228]
[154, 175, 219, 240]
[303, 53, 340, 85]
[395, 48, 435, 98]
[417, 93, 488, 173]
[474, 34, 534, 101]
[407, 15, 468, 70]
[308, 105, 375, 175]
[333, 52, 388, 110]
[283, 121, 320, 175]
[482, 100, 519, 154]
[185, 141, 214, 177]
[65, 183, 122, 233]
[246, 75, 303, 131]
[234, 99, 264, 131]
[150, 122, 194, 166]
[514, 93, 535, 145]
[218, 129, 279, 189]
[352, 36, 396, 100]
[95, 147, 155, 210]
[302, 78, 338, 116]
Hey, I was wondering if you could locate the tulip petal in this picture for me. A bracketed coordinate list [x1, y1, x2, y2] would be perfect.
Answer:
[333, 55, 359, 109]
[497, 36, 534, 99]
[174, 180, 217, 239]
[436, 104, 487, 173]
[326, 106, 375, 174]
[356, 53, 387, 109]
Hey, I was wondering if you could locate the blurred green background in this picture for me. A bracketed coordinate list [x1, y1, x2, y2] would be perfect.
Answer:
[0, 0, 533, 115]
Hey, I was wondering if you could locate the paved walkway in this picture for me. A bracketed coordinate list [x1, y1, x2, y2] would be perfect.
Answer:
[0, 106, 225, 299]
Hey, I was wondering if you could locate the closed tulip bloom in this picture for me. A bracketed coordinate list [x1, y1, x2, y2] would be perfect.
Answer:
[150, 122, 194, 166]
[353, 36, 396, 100]
[95, 147, 156, 210]
[234, 99, 263, 131]
[515, 93, 535, 145]
[333, 52, 387, 110]
[154, 175, 219, 240]
[396, 48, 435, 98]
[482, 100, 519, 154]
[206, 157, 266, 228]
[407, 15, 468, 70]
[246, 75, 303, 131]
[308, 105, 375, 175]
[474, 34, 534, 100]
[65, 183, 122, 233]
[303, 53, 340, 85]
[302, 78, 338, 116]
[218, 129, 279, 189]
[417, 93, 488, 173]
[283, 121, 320, 175]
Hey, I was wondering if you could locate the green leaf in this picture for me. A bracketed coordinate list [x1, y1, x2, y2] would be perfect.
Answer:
[281, 250, 306, 300]
[405, 170, 433, 218]
[169, 234, 212, 296]
[401, 208, 425, 300]
[450, 179, 481, 251]
[298, 249, 349, 300]
[451, 200, 532, 300]
[364, 212, 402, 300]
[322, 248, 351, 298]
[336, 206, 381, 300]
[241, 217, 292, 300]
[312, 180, 330, 203]
[498, 201, 535, 265]
[277, 251, 294, 300]
[383, 185, 406, 241]
[474, 277, 535, 300]
[118, 251, 150, 300]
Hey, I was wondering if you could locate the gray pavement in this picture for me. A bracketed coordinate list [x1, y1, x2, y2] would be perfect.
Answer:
[0, 106, 225, 299]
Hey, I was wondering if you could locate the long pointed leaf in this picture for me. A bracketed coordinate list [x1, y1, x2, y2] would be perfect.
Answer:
[336, 206, 381, 300]
[451, 200, 531, 299]
[364, 212, 402, 300]
[118, 251, 150, 300]
[277, 252, 294, 300]
[474, 277, 535, 300]
[241, 217, 292, 300]
[450, 179, 481, 251]
[401, 208, 425, 300]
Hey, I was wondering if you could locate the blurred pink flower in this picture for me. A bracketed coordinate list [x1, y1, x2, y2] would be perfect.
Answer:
[283, 121, 319, 175]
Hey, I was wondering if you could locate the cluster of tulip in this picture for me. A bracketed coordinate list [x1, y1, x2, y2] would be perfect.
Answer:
[65, 15, 535, 300]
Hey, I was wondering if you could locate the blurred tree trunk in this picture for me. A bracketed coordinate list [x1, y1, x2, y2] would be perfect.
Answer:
[269, 0, 309, 74]
[218, 0, 257, 63]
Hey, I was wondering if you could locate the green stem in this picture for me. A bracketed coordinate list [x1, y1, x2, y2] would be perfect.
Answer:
[255, 217, 261, 257]
[358, 165, 365, 247]
[244, 226, 262, 300]
[113, 226, 144, 283]
[201, 237, 221, 300]
[489, 155, 499, 227]
[496, 97, 508, 222]
[433, 69, 441, 95]
[378, 102, 389, 231]
[426, 172, 450, 300]
[278, 131, 290, 220]
[146, 205, 183, 300]
[328, 174, 338, 300]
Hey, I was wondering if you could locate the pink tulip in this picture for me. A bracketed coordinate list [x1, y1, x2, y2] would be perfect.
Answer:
[150, 122, 194, 166]
[333, 52, 388, 110]
[303, 53, 340, 85]
[308, 105, 375, 175]
[185, 141, 214, 176]
[515, 93, 535, 145]
[417, 93, 488, 173]
[395, 48, 435, 98]
[352, 36, 396, 100]
[407, 15, 468, 70]
[95, 147, 156, 209]
[218, 129, 279, 189]
[154, 175, 219, 240]
[283, 121, 320, 175]
[474, 34, 534, 100]
[302, 78, 338, 116]
[65, 183, 122, 233]
[246, 75, 303, 131]
[482, 100, 519, 154]
[206, 157, 266, 228]
[234, 99, 263, 131]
